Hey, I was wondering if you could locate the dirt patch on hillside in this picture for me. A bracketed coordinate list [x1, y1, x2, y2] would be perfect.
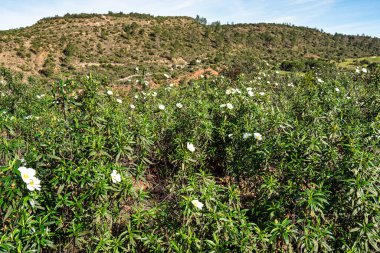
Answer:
[111, 67, 219, 94]
[34, 51, 48, 70]
[171, 67, 219, 85]
[0, 52, 25, 72]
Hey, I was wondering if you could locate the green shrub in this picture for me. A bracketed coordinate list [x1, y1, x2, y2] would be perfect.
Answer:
[1, 66, 379, 252]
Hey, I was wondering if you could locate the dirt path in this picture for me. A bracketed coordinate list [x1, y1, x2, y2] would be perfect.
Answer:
[118, 74, 142, 82]
[76, 62, 129, 67]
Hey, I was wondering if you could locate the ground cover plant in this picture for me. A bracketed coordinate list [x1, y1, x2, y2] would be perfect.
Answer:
[0, 64, 379, 252]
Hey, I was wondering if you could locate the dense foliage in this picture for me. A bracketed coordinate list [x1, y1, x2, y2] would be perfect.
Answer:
[0, 65, 379, 252]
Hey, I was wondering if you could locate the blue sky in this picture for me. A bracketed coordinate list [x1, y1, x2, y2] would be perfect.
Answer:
[0, 0, 379, 37]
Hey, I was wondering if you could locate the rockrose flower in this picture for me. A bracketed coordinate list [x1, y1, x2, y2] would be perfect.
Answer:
[243, 133, 252, 139]
[226, 103, 234, 109]
[187, 142, 195, 152]
[18, 167, 36, 184]
[191, 199, 204, 210]
[27, 177, 41, 191]
[254, 132, 263, 141]
[18, 167, 41, 191]
[111, 170, 121, 183]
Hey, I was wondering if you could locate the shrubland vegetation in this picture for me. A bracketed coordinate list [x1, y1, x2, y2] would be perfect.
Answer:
[1, 58, 379, 252]
[0, 13, 380, 83]
[1, 12, 380, 252]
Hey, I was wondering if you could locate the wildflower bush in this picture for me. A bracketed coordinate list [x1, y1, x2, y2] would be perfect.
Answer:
[0, 66, 379, 252]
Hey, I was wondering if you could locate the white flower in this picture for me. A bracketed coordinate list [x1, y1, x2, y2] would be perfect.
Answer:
[24, 115, 33, 120]
[158, 104, 165, 110]
[116, 99, 122, 104]
[346, 96, 351, 100]
[254, 132, 263, 141]
[176, 103, 183, 108]
[226, 89, 232, 95]
[248, 90, 254, 97]
[111, 170, 121, 183]
[243, 133, 252, 139]
[164, 73, 170, 79]
[228, 133, 234, 138]
[362, 67, 367, 73]
[259, 92, 265, 96]
[246, 87, 253, 91]
[130, 104, 135, 109]
[191, 199, 204, 210]
[36, 94, 45, 99]
[317, 78, 324, 83]
[135, 67, 139, 71]
[187, 142, 195, 152]
[355, 68, 360, 74]
[107, 90, 113, 95]
[134, 94, 139, 99]
[335, 87, 340, 92]
[220, 104, 226, 108]
[288, 83, 294, 87]
[18, 167, 36, 184]
[151, 92, 157, 97]
[226, 103, 233, 109]
[26, 177, 41, 191]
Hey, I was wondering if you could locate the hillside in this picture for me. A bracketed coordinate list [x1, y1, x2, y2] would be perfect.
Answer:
[1, 12, 380, 82]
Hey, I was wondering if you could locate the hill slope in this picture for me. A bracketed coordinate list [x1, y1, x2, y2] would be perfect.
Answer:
[1, 13, 380, 81]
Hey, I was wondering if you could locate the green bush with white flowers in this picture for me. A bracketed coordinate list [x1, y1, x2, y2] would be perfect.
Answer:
[0, 65, 379, 252]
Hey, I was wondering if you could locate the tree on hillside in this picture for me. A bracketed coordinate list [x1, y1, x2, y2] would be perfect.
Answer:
[195, 15, 207, 25]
